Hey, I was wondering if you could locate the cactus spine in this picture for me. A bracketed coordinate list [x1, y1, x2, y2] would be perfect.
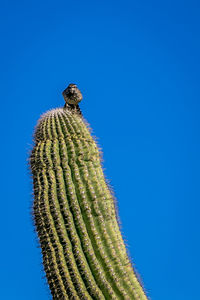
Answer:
[30, 84, 148, 300]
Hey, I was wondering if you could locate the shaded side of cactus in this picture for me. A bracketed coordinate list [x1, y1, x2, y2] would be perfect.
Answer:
[30, 84, 148, 300]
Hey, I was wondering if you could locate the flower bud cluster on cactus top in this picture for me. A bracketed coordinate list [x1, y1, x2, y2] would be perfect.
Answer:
[30, 84, 148, 300]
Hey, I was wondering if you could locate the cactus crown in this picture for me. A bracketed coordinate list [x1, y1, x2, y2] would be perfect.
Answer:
[30, 84, 148, 300]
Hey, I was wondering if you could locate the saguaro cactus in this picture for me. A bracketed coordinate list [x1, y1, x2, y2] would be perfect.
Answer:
[30, 84, 148, 300]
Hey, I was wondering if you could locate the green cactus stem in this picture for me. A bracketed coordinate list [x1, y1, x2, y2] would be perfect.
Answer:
[30, 84, 148, 300]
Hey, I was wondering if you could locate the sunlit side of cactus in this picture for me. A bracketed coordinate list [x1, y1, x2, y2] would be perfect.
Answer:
[30, 84, 148, 300]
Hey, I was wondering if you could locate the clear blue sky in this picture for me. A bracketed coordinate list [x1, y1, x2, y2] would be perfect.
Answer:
[1, 0, 200, 299]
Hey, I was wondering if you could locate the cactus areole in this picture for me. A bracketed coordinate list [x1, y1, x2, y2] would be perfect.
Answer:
[30, 84, 148, 300]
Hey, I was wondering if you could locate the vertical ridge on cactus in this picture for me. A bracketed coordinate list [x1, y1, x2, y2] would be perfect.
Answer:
[30, 84, 148, 300]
